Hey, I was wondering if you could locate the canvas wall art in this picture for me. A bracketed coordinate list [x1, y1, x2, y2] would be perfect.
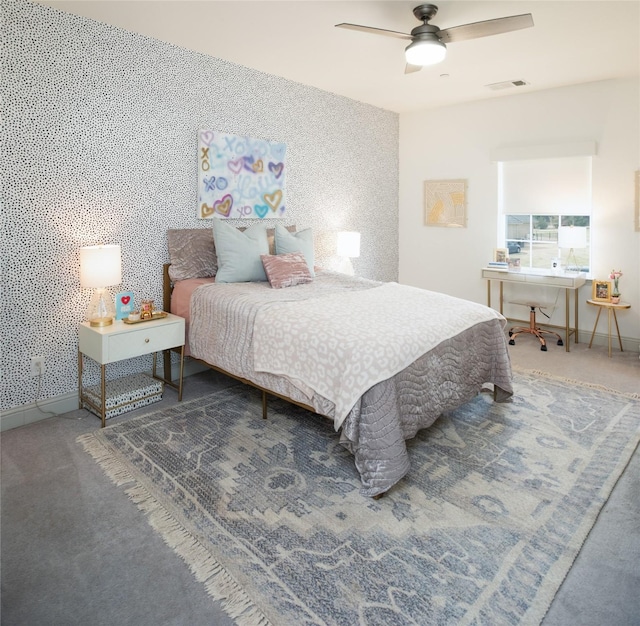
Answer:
[424, 179, 467, 227]
[198, 130, 286, 219]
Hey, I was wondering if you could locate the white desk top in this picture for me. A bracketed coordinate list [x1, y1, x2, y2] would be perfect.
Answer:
[482, 267, 587, 289]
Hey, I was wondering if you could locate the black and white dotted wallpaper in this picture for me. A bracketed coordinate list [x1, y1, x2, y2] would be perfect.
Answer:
[1, 0, 399, 411]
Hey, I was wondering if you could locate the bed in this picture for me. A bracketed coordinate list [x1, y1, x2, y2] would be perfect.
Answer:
[163, 223, 513, 497]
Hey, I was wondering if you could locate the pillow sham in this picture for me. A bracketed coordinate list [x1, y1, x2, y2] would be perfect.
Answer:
[274, 223, 315, 276]
[261, 253, 313, 289]
[239, 224, 296, 254]
[212, 220, 270, 283]
[167, 228, 217, 281]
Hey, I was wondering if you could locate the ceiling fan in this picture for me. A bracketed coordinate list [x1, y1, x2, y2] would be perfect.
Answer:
[336, 4, 534, 74]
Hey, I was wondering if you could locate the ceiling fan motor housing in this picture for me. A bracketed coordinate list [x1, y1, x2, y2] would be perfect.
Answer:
[413, 4, 439, 23]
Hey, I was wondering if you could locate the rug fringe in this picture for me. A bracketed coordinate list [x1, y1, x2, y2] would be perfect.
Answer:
[511, 366, 640, 400]
[76, 433, 136, 487]
[76, 433, 271, 626]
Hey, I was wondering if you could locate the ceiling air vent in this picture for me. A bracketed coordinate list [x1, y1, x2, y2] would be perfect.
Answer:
[486, 79, 529, 91]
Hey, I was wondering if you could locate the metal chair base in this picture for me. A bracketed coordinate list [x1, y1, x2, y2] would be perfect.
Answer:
[508, 306, 564, 351]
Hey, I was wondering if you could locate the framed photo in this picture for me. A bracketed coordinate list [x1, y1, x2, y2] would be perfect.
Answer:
[424, 179, 467, 228]
[592, 280, 611, 302]
[493, 248, 509, 263]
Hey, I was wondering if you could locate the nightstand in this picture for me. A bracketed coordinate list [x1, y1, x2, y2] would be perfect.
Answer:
[78, 313, 185, 427]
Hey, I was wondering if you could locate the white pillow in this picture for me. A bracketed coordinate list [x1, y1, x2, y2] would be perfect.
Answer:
[212, 220, 269, 283]
[274, 223, 315, 276]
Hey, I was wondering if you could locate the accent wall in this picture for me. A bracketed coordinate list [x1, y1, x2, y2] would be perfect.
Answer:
[1, 0, 399, 419]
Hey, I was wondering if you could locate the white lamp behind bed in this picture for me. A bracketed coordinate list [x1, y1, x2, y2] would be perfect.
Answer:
[336, 231, 360, 275]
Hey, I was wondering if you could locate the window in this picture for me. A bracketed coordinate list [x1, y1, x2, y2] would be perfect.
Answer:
[505, 214, 590, 272]
[498, 155, 592, 273]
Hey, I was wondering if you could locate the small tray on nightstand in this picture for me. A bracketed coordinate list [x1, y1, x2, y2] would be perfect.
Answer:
[123, 311, 168, 324]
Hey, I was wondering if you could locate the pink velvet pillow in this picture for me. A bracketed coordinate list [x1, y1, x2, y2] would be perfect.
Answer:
[261, 253, 313, 289]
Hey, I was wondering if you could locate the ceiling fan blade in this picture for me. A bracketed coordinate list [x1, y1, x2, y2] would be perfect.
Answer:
[437, 14, 533, 44]
[404, 63, 422, 75]
[335, 23, 412, 41]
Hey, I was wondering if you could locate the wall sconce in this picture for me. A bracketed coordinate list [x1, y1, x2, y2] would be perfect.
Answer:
[558, 226, 587, 272]
[80, 244, 122, 326]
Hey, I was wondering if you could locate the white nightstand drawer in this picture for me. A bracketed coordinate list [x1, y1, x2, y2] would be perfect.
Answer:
[106, 321, 184, 362]
[79, 315, 186, 364]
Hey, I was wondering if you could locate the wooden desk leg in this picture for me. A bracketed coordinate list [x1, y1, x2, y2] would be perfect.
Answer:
[486, 279, 491, 308]
[607, 309, 612, 358]
[574, 288, 579, 344]
[499, 281, 503, 315]
[588, 307, 602, 349]
[612, 309, 624, 353]
[565, 288, 570, 352]
[100, 364, 106, 428]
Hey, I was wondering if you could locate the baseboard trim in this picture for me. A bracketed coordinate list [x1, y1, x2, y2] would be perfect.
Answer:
[0, 360, 209, 432]
[575, 331, 639, 353]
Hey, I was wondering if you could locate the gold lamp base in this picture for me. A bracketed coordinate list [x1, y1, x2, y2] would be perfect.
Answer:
[89, 316, 114, 327]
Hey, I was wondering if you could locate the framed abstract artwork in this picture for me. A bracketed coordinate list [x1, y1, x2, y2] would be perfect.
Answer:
[424, 179, 467, 228]
[198, 130, 286, 220]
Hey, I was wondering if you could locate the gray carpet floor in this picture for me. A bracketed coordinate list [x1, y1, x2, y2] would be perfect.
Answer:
[2, 338, 639, 626]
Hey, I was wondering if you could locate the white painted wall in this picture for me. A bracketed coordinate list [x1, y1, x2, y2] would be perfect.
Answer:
[399, 78, 640, 342]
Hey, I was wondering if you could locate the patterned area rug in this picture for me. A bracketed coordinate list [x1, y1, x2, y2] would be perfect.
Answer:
[78, 371, 640, 626]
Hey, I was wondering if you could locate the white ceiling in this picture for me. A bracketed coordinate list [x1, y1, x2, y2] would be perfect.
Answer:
[34, 0, 640, 113]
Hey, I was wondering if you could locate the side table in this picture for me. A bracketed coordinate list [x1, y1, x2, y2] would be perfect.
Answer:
[79, 313, 185, 427]
[586, 299, 631, 358]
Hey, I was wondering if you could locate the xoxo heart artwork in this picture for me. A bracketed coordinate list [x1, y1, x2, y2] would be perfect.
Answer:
[198, 130, 286, 220]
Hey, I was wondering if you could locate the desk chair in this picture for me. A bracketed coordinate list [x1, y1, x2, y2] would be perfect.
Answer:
[508, 301, 564, 352]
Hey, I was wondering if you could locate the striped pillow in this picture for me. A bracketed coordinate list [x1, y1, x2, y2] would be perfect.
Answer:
[261, 253, 313, 289]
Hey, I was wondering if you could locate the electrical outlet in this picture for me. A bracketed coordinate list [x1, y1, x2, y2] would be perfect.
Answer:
[30, 356, 45, 377]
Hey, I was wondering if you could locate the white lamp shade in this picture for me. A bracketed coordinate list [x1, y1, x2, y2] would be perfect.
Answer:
[337, 232, 361, 258]
[557, 226, 587, 249]
[80, 245, 122, 288]
[405, 38, 446, 66]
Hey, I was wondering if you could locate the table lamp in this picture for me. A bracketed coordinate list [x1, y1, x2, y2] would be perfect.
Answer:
[80, 244, 122, 326]
[336, 231, 360, 275]
[337, 231, 361, 259]
[558, 226, 587, 272]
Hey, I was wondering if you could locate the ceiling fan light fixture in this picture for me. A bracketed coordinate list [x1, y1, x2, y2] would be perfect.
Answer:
[405, 37, 446, 66]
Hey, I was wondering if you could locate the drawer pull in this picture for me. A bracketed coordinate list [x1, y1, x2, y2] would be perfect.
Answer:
[145, 338, 150, 343]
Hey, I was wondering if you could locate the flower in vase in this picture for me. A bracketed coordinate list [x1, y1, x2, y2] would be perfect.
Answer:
[609, 269, 622, 296]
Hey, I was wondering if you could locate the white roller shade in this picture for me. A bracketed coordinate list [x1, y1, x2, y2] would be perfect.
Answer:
[501, 156, 592, 215]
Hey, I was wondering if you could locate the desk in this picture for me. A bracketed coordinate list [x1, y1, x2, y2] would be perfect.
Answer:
[482, 268, 586, 352]
[586, 299, 631, 357]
